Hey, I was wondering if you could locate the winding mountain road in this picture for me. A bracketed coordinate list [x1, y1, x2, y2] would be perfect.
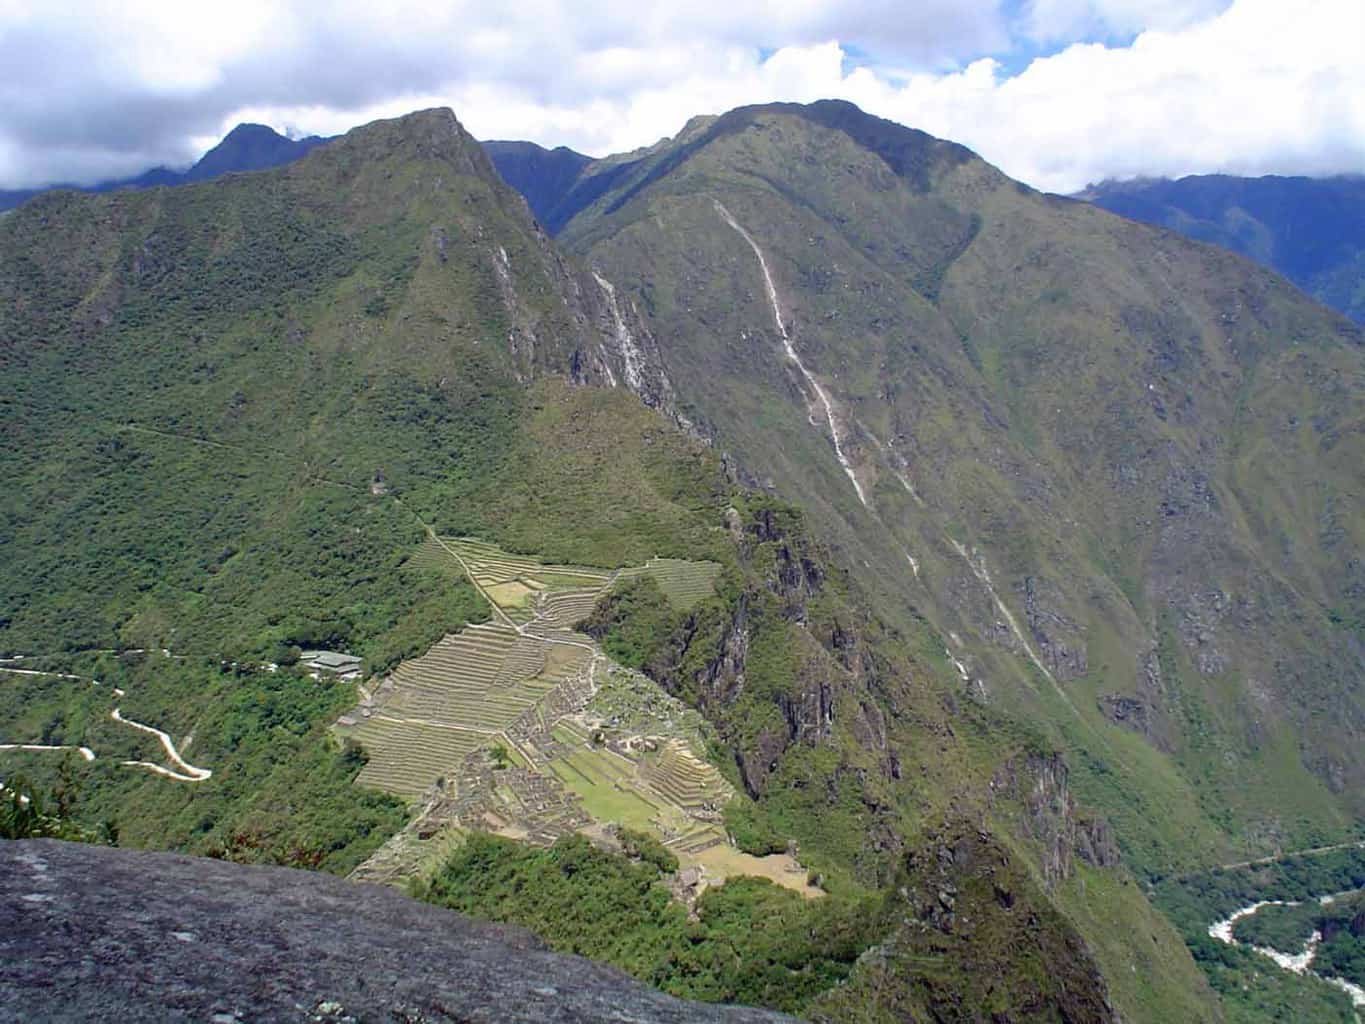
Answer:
[110, 709, 212, 782]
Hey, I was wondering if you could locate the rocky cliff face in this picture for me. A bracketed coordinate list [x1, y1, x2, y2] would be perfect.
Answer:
[991, 752, 1121, 887]
[589, 501, 893, 801]
[0, 839, 793, 1023]
[810, 828, 1118, 1024]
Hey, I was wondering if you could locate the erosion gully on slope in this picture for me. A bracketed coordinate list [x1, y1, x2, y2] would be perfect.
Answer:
[592, 271, 647, 394]
[711, 198, 1076, 710]
[713, 199, 869, 507]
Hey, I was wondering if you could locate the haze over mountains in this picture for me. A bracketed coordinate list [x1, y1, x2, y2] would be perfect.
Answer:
[0, 123, 329, 213]
[1081, 174, 1365, 324]
[2, 100, 1363, 1023]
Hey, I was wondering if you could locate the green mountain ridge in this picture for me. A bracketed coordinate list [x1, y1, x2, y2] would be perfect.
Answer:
[1, 101, 1360, 1022]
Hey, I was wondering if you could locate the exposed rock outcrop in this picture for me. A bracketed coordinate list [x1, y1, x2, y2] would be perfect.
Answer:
[0, 840, 792, 1023]
[991, 751, 1120, 885]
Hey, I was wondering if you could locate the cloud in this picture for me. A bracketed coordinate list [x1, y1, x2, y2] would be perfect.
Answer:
[878, 0, 1365, 190]
[0, 0, 1006, 187]
[0, 0, 1360, 193]
[1017, 0, 1231, 43]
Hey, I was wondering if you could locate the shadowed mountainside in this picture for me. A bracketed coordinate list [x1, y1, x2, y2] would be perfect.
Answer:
[1080, 174, 1365, 324]
[0, 123, 330, 212]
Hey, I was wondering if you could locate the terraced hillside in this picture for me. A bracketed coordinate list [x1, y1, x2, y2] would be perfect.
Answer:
[340, 538, 722, 800]
[343, 536, 824, 897]
[616, 558, 724, 612]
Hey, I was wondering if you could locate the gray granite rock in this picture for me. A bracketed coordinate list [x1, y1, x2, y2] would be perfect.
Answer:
[0, 839, 794, 1023]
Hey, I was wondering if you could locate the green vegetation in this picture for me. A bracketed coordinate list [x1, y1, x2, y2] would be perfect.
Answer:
[1229, 893, 1365, 989]
[1189, 940, 1356, 1024]
[1152, 847, 1365, 1023]
[564, 97, 1365, 878]
[0, 654, 406, 872]
[7, 98, 1361, 1024]
[0, 770, 114, 844]
[1153, 846, 1365, 934]
[0, 111, 735, 878]
[581, 575, 675, 669]
[533, 99, 1365, 1020]
[1314, 894, 1365, 987]
[616, 826, 679, 873]
[414, 832, 876, 1014]
[1233, 902, 1319, 952]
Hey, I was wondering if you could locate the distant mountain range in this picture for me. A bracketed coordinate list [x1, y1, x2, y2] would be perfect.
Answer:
[1079, 174, 1365, 323]
[0, 123, 330, 211]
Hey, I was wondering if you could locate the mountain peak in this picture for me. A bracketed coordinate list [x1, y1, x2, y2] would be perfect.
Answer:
[220, 122, 288, 141]
[335, 106, 498, 182]
[704, 98, 980, 191]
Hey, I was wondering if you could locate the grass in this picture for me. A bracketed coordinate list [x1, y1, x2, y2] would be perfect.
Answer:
[689, 844, 824, 899]
[548, 750, 661, 832]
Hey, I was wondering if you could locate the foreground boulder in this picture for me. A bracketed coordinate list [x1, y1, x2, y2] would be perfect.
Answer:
[0, 840, 792, 1023]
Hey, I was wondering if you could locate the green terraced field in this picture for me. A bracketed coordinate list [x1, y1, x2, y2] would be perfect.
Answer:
[403, 536, 468, 579]
[443, 537, 612, 589]
[341, 620, 592, 799]
[350, 717, 486, 798]
[644, 739, 732, 810]
[617, 557, 722, 611]
[353, 537, 723, 818]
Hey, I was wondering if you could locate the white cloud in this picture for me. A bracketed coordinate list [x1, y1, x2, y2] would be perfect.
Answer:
[1018, 0, 1230, 43]
[0, 0, 1360, 193]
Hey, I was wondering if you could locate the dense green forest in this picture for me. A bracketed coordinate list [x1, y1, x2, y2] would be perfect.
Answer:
[415, 832, 877, 1015]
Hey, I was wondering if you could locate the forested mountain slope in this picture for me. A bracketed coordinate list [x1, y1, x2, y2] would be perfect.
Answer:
[1080, 174, 1365, 324]
[0, 108, 696, 867]
[517, 100, 1365, 884]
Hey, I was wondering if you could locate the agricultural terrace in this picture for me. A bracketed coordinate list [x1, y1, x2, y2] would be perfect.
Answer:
[338, 623, 591, 797]
[615, 558, 723, 612]
[347, 537, 816, 899]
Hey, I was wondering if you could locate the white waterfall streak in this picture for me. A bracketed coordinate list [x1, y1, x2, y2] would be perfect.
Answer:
[948, 538, 1060, 690]
[714, 200, 867, 507]
[593, 271, 644, 394]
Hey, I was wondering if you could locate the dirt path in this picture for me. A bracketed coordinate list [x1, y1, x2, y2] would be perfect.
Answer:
[0, 743, 95, 762]
[0, 666, 86, 681]
[1211, 840, 1365, 874]
[110, 709, 212, 782]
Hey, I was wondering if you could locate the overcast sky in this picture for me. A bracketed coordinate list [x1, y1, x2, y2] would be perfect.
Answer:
[0, 0, 1361, 193]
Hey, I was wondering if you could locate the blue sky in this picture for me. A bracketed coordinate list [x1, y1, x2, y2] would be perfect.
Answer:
[0, 0, 1359, 193]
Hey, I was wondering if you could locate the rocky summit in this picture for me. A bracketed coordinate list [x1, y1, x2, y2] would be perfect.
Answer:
[0, 839, 793, 1023]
